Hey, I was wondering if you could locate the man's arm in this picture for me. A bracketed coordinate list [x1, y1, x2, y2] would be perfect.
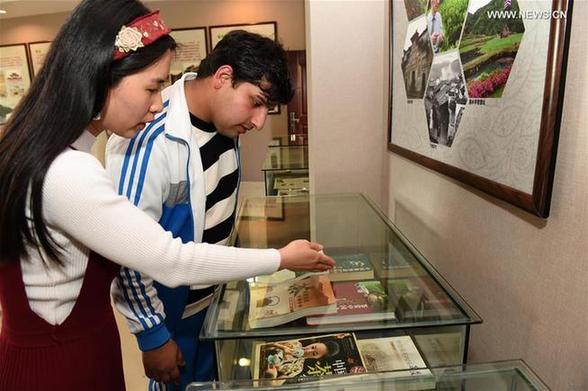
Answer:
[106, 129, 179, 380]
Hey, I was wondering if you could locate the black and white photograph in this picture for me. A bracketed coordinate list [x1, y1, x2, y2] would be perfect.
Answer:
[401, 16, 433, 99]
[424, 50, 467, 147]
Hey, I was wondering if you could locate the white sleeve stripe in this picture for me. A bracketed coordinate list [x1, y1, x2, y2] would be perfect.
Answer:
[120, 267, 159, 329]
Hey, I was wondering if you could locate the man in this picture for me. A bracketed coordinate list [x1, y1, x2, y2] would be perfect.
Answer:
[427, 0, 444, 53]
[106, 30, 294, 391]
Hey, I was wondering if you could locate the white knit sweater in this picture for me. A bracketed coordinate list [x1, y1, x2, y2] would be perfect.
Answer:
[21, 132, 279, 325]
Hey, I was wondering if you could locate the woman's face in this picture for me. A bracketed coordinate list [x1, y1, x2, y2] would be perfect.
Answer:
[303, 343, 329, 359]
[99, 50, 172, 138]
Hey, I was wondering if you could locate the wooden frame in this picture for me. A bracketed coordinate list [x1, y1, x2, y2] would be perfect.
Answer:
[169, 27, 208, 84]
[208, 21, 277, 49]
[27, 41, 51, 77]
[0, 43, 32, 124]
[387, 0, 573, 218]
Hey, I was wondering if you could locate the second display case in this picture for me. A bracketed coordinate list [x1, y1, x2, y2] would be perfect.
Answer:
[261, 145, 309, 196]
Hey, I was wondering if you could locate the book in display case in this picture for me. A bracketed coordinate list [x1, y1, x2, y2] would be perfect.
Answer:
[201, 193, 482, 383]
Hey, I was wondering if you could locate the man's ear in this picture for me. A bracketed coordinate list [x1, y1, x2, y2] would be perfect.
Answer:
[213, 65, 234, 89]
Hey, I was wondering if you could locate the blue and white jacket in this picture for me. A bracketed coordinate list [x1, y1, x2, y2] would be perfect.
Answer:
[105, 73, 239, 351]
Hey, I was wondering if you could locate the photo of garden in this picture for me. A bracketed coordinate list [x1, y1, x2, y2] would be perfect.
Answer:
[426, 0, 469, 54]
[458, 0, 525, 98]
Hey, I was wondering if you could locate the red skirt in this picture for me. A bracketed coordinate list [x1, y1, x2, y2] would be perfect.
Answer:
[0, 253, 125, 390]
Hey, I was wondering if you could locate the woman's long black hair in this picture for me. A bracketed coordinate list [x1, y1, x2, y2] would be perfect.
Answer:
[0, 0, 175, 265]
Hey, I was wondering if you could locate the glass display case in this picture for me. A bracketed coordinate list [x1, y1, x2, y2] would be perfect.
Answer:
[201, 193, 482, 382]
[187, 360, 549, 390]
[261, 145, 308, 196]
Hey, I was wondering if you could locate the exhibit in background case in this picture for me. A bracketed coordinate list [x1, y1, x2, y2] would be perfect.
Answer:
[261, 145, 308, 196]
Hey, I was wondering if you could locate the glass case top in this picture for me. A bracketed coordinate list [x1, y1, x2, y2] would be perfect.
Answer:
[187, 360, 550, 390]
[262, 145, 308, 171]
[202, 193, 481, 340]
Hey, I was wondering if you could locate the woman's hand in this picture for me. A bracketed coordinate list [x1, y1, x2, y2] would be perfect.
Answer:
[278, 240, 335, 272]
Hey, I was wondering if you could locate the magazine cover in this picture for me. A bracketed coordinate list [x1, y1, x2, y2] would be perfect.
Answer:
[357, 336, 436, 390]
[306, 280, 396, 325]
[253, 333, 366, 386]
[358, 336, 430, 373]
[248, 274, 336, 328]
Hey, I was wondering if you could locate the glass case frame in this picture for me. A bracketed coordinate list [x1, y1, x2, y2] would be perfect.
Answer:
[187, 360, 550, 390]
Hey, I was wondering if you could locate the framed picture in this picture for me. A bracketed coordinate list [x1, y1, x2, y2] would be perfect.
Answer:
[268, 104, 281, 115]
[387, 0, 573, 218]
[27, 41, 51, 77]
[209, 21, 277, 50]
[169, 27, 208, 85]
[0, 43, 32, 124]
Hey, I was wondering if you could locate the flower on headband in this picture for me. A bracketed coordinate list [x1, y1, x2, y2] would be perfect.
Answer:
[112, 11, 171, 60]
[115, 26, 145, 54]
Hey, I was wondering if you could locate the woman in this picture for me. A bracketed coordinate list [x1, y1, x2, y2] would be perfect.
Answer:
[0, 1, 334, 389]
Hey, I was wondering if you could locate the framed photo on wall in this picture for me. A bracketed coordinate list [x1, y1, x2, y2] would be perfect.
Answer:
[27, 41, 51, 77]
[0, 43, 32, 124]
[169, 27, 208, 85]
[387, 0, 573, 218]
[209, 21, 277, 49]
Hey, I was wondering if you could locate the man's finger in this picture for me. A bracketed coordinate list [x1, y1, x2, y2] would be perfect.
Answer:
[308, 241, 323, 251]
[176, 348, 185, 367]
[170, 366, 181, 386]
[321, 254, 336, 266]
[159, 373, 171, 384]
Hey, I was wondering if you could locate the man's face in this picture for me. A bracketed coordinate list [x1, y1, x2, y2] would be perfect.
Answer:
[211, 78, 271, 140]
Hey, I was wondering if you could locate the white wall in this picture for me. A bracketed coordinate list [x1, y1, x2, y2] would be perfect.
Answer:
[306, 0, 389, 209]
[307, 0, 587, 389]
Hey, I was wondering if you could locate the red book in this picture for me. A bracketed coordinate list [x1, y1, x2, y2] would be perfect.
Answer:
[306, 280, 396, 325]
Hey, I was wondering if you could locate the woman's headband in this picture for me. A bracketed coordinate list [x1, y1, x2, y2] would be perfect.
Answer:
[113, 11, 171, 60]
